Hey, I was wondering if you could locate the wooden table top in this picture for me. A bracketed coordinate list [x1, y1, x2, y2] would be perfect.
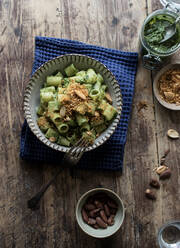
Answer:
[0, 0, 180, 247]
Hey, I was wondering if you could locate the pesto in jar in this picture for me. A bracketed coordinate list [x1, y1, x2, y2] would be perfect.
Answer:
[144, 14, 180, 54]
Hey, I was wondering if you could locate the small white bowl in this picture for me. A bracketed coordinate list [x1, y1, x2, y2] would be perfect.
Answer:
[153, 62, 180, 111]
[76, 188, 125, 239]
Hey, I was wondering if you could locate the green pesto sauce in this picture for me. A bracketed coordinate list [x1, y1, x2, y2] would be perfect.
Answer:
[144, 14, 180, 54]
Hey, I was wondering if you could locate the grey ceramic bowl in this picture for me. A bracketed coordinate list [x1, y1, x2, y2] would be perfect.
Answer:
[24, 54, 122, 152]
[153, 62, 180, 111]
[76, 188, 125, 238]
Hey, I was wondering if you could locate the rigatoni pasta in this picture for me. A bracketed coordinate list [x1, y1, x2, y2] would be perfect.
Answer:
[37, 64, 117, 147]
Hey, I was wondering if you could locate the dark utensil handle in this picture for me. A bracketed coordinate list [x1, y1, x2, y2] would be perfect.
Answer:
[27, 166, 64, 210]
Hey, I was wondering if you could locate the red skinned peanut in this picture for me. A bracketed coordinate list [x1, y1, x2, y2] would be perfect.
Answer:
[104, 204, 111, 217]
[100, 210, 108, 223]
[96, 217, 107, 229]
[81, 208, 89, 223]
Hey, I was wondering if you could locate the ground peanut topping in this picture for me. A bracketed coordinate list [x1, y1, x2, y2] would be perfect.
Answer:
[158, 69, 180, 105]
[61, 81, 89, 116]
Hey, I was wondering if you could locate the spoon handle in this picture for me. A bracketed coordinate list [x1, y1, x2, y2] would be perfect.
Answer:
[27, 167, 64, 210]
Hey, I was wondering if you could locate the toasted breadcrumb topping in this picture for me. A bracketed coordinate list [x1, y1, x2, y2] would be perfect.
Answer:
[158, 69, 180, 104]
[59, 81, 90, 116]
[37, 116, 48, 126]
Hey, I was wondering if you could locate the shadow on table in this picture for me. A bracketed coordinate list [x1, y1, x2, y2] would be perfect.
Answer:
[20, 159, 122, 179]
[77, 227, 124, 248]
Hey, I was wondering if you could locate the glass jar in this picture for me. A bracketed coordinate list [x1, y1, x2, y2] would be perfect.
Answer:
[140, 1, 180, 70]
[157, 220, 180, 248]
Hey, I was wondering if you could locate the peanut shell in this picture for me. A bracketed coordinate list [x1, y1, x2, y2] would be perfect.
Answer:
[156, 165, 168, 175]
[167, 129, 179, 139]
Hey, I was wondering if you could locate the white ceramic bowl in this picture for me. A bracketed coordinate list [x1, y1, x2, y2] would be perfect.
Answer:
[76, 188, 125, 239]
[153, 62, 180, 111]
[24, 54, 122, 152]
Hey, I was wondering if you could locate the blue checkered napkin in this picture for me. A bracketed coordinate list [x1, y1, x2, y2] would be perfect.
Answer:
[20, 36, 138, 171]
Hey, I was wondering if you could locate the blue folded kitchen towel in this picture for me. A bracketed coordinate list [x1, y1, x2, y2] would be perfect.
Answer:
[20, 36, 138, 171]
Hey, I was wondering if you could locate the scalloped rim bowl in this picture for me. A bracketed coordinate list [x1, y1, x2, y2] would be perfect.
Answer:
[24, 54, 122, 152]
[153, 62, 180, 111]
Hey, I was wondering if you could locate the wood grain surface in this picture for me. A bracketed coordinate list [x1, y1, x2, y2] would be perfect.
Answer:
[0, 0, 180, 247]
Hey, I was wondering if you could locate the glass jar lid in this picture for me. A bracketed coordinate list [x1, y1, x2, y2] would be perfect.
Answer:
[160, 0, 180, 11]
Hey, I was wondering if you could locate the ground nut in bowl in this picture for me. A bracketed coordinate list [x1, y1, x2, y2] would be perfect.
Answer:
[153, 62, 180, 110]
[24, 54, 122, 152]
[75, 188, 125, 238]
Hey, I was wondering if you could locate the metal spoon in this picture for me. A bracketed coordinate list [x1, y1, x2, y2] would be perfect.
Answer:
[159, 16, 180, 44]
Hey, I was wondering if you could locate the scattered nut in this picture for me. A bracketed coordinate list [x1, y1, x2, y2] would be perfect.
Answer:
[149, 179, 160, 189]
[167, 129, 179, 139]
[156, 165, 168, 175]
[159, 169, 171, 180]
[145, 189, 156, 200]
[160, 157, 166, 165]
